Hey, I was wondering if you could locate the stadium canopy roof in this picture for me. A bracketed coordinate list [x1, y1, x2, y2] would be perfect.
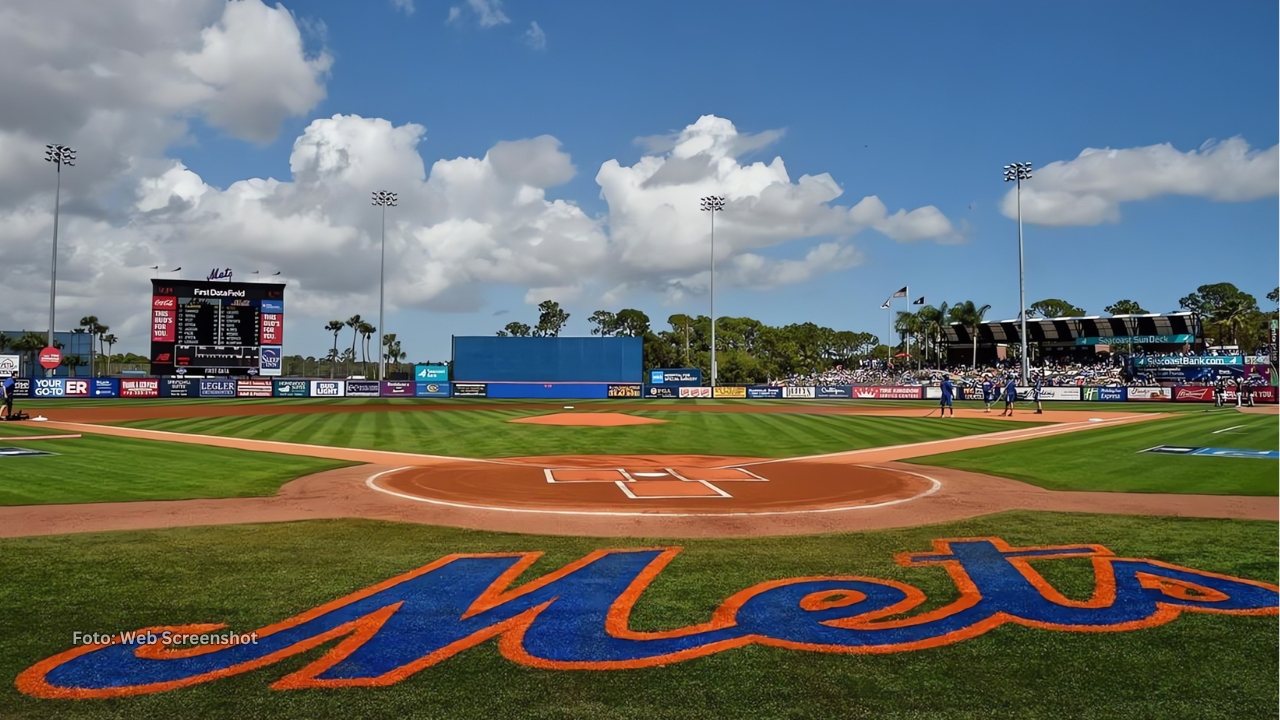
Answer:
[943, 312, 1199, 346]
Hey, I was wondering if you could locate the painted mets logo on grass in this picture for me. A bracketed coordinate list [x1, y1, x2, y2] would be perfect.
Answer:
[17, 537, 1278, 699]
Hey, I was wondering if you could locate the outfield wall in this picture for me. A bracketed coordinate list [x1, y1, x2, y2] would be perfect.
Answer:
[451, 336, 643, 383]
[5, 377, 1273, 403]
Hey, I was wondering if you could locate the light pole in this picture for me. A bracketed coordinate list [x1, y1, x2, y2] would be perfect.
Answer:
[1003, 162, 1032, 384]
[699, 195, 725, 388]
[371, 191, 398, 381]
[44, 144, 75, 359]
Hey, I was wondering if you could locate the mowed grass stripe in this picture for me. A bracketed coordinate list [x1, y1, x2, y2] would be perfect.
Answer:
[126, 409, 1024, 459]
[912, 412, 1278, 495]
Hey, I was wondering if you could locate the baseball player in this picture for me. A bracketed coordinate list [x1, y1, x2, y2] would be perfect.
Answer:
[981, 376, 994, 413]
[1001, 375, 1017, 416]
[1, 374, 14, 420]
[1213, 377, 1226, 408]
[939, 374, 955, 418]
[1033, 373, 1044, 415]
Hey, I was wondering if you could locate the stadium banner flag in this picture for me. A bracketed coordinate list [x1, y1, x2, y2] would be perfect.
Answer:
[782, 386, 816, 399]
[414, 364, 449, 382]
[345, 380, 381, 398]
[1082, 386, 1127, 402]
[746, 386, 783, 399]
[90, 378, 119, 398]
[31, 378, 65, 399]
[1126, 387, 1172, 401]
[1074, 334, 1194, 346]
[712, 386, 747, 398]
[161, 377, 199, 398]
[648, 368, 702, 386]
[273, 379, 310, 397]
[644, 385, 680, 399]
[415, 382, 450, 398]
[607, 383, 643, 398]
[451, 382, 488, 398]
[309, 380, 346, 398]
[380, 381, 415, 397]
[236, 379, 273, 398]
[678, 386, 713, 398]
[120, 378, 160, 398]
[815, 385, 852, 399]
[198, 378, 237, 398]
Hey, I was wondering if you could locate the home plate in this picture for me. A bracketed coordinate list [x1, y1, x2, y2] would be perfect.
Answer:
[633, 472, 668, 478]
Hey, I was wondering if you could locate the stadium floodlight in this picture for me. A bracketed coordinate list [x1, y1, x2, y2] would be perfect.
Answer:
[43, 144, 76, 370]
[1002, 162, 1033, 384]
[699, 195, 726, 388]
[371, 191, 398, 382]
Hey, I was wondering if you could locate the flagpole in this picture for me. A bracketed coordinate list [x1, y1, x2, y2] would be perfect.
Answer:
[904, 285, 910, 370]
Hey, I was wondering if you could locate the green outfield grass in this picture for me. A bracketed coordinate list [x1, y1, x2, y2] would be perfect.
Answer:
[0, 435, 350, 505]
[0, 424, 76, 438]
[911, 411, 1279, 495]
[123, 408, 1027, 459]
[0, 512, 1273, 719]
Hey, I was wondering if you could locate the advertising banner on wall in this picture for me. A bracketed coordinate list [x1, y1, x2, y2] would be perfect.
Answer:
[31, 378, 65, 398]
[1014, 387, 1081, 401]
[236, 379, 274, 398]
[1126, 387, 1172, 401]
[644, 385, 679, 399]
[851, 386, 923, 400]
[452, 382, 488, 398]
[91, 378, 119, 398]
[0, 354, 18, 375]
[161, 377, 199, 398]
[309, 380, 345, 398]
[1082, 387, 1127, 402]
[782, 386, 816, 399]
[120, 378, 160, 398]
[1076, 334, 1194, 346]
[61, 379, 90, 398]
[345, 380, 381, 397]
[10, 377, 30, 398]
[380, 381, 415, 397]
[414, 364, 449, 382]
[258, 346, 282, 377]
[415, 382, 450, 398]
[648, 368, 702, 386]
[815, 385, 852, 399]
[198, 378, 237, 398]
[608, 383, 643, 398]
[712, 386, 747, 398]
[746, 386, 783, 399]
[679, 386, 713, 398]
[1174, 386, 1278, 404]
[273, 380, 309, 397]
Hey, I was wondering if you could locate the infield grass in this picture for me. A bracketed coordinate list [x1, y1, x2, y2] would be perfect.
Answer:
[123, 409, 1025, 458]
[0, 435, 350, 505]
[911, 411, 1279, 495]
[0, 512, 1274, 720]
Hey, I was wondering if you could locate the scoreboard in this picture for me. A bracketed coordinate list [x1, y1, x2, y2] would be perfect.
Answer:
[150, 279, 285, 376]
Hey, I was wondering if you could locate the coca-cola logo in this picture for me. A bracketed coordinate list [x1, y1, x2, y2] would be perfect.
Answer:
[152, 296, 176, 308]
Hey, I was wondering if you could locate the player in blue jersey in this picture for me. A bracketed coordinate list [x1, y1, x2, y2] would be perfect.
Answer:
[1001, 375, 1018, 416]
[939, 375, 955, 417]
[980, 376, 994, 413]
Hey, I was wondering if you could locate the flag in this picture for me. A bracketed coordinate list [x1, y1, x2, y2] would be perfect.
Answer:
[891, 286, 908, 298]
[912, 296, 925, 305]
[880, 300, 891, 309]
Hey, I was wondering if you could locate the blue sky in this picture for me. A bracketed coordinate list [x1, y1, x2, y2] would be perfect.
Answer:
[0, 0, 1275, 360]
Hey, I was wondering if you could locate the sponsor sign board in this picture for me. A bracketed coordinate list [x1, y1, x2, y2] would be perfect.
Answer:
[91, 378, 119, 398]
[237, 379, 273, 398]
[648, 368, 702, 386]
[1174, 386, 1278, 404]
[1082, 386, 1127, 402]
[38, 347, 61, 370]
[782, 386, 816, 399]
[815, 385, 852, 399]
[273, 380, 309, 397]
[309, 380, 346, 398]
[0, 355, 18, 375]
[679, 386, 713, 398]
[924, 386, 942, 400]
[1127, 387, 1172, 401]
[120, 378, 160, 398]
[452, 382, 488, 398]
[608, 383, 643, 398]
[415, 382, 450, 398]
[746, 386, 783, 399]
[61, 379, 90, 398]
[1015, 387, 1081, 401]
[852, 386, 924, 400]
[644, 385, 679, 399]
[10, 377, 30, 398]
[261, 299, 284, 314]
[1133, 355, 1243, 367]
[32, 378, 65, 398]
[161, 378, 199, 398]
[258, 346, 282, 377]
[1075, 334, 1194, 346]
[415, 364, 449, 382]
[199, 378, 238, 398]
[381, 381, 415, 397]
[712, 386, 747, 399]
[345, 380, 381, 398]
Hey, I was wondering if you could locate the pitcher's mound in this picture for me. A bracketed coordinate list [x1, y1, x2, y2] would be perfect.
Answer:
[511, 413, 667, 427]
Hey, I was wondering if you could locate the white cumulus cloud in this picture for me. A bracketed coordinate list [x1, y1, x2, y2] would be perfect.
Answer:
[524, 21, 547, 50]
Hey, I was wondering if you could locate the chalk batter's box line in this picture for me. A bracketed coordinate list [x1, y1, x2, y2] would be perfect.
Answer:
[543, 468, 632, 484]
[614, 479, 733, 500]
[666, 467, 768, 482]
[545, 467, 768, 484]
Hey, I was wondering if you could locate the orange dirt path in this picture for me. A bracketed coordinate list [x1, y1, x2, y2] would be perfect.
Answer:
[509, 412, 668, 426]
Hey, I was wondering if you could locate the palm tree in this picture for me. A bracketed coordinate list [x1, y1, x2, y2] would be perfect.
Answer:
[1214, 297, 1252, 346]
[382, 332, 398, 376]
[94, 321, 109, 373]
[894, 311, 922, 366]
[16, 332, 46, 375]
[102, 334, 118, 375]
[78, 316, 98, 376]
[948, 300, 992, 370]
[345, 315, 363, 377]
[913, 304, 949, 367]
[358, 322, 376, 376]
[325, 320, 345, 378]
[61, 354, 83, 376]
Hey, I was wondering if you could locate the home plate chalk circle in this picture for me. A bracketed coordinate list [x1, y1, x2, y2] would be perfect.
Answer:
[543, 465, 769, 499]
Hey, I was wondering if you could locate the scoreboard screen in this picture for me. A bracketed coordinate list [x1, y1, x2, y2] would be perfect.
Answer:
[150, 279, 285, 376]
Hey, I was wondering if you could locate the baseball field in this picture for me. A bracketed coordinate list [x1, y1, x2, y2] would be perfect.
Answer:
[0, 398, 1275, 719]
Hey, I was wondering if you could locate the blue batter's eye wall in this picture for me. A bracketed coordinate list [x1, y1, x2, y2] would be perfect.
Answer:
[451, 336, 643, 383]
